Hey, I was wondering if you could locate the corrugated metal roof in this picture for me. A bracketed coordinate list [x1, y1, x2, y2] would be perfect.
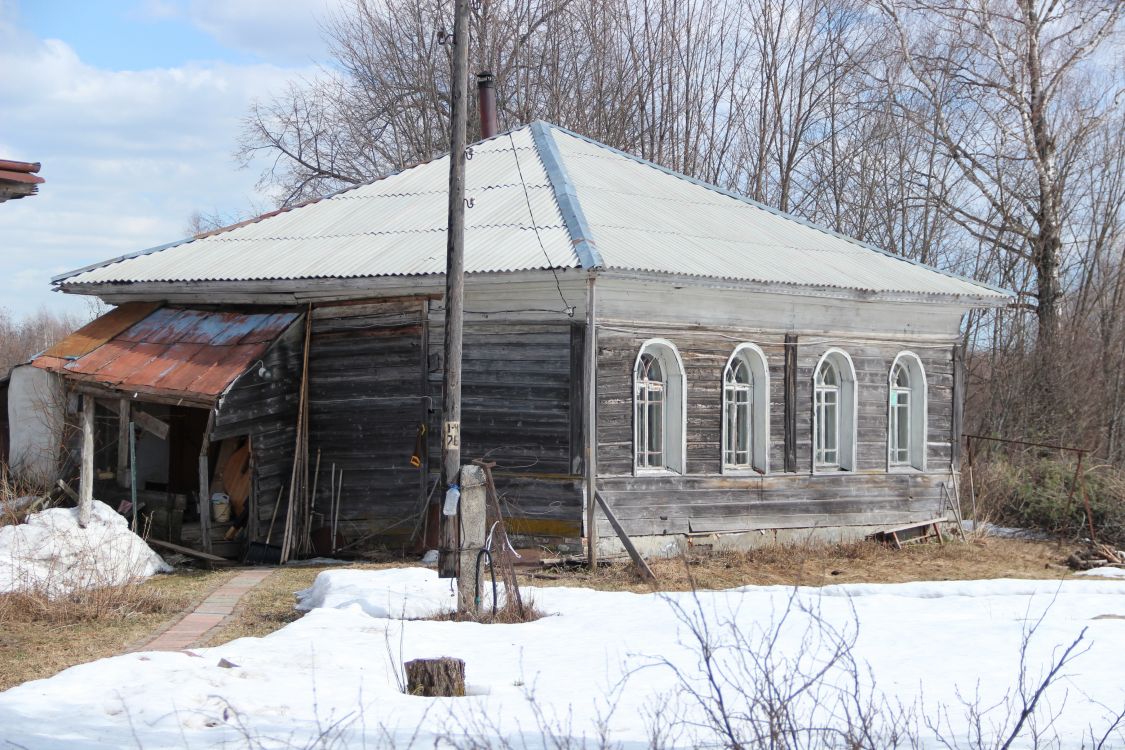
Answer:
[55, 122, 1009, 302]
[39, 302, 160, 360]
[33, 307, 300, 403]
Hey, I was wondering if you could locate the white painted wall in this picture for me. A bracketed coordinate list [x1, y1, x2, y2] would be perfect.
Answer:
[7, 365, 66, 486]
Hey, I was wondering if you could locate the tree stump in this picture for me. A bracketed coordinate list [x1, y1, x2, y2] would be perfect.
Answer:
[405, 657, 466, 697]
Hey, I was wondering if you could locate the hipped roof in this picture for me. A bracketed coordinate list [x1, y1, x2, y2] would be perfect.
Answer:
[34, 304, 299, 405]
[54, 122, 1009, 304]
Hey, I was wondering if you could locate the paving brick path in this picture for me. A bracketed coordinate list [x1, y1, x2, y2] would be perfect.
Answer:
[142, 568, 275, 651]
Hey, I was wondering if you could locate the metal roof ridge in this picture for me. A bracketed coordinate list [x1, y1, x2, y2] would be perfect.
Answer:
[542, 121, 1012, 299]
[529, 121, 603, 270]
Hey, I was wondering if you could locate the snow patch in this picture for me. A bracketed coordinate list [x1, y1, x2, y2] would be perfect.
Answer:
[295, 567, 456, 619]
[1078, 566, 1125, 579]
[0, 500, 171, 596]
[3, 569, 1124, 748]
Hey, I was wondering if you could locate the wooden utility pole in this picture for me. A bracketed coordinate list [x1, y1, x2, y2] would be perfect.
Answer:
[439, 0, 471, 580]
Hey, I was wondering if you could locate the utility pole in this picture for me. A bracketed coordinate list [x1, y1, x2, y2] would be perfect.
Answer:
[439, 0, 470, 580]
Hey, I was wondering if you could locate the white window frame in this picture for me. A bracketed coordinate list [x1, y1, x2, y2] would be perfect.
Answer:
[721, 343, 770, 474]
[812, 348, 857, 473]
[633, 339, 686, 475]
[887, 351, 927, 472]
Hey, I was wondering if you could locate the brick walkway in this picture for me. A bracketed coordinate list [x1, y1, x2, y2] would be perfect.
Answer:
[142, 568, 275, 651]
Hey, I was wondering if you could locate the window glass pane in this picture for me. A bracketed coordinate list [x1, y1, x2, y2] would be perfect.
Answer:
[893, 363, 909, 388]
[735, 359, 751, 385]
[895, 403, 910, 463]
[824, 401, 838, 452]
[738, 400, 751, 459]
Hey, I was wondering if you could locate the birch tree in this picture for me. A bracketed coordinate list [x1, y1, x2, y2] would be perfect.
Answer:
[876, 0, 1123, 346]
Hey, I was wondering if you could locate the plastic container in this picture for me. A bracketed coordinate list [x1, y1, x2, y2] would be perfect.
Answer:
[210, 492, 231, 524]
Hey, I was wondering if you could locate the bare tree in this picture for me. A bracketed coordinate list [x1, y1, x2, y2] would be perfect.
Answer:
[877, 0, 1123, 346]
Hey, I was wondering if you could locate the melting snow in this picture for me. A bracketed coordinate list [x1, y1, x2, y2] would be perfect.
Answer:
[1, 568, 1123, 748]
[0, 499, 170, 595]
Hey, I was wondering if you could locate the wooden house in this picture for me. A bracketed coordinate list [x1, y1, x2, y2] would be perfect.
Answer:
[13, 122, 1009, 558]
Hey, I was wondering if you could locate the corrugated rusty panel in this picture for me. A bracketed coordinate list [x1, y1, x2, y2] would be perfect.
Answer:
[72, 341, 168, 384]
[40, 302, 160, 360]
[189, 344, 269, 396]
[34, 307, 300, 402]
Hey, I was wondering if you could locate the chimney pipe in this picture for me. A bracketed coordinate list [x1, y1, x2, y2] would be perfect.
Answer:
[477, 71, 497, 139]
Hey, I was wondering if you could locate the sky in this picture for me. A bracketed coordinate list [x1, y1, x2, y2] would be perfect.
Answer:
[0, 0, 345, 317]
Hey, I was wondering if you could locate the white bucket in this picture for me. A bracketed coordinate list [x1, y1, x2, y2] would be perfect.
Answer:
[211, 492, 231, 524]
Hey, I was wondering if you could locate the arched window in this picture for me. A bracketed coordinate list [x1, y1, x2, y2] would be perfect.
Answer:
[722, 344, 770, 473]
[634, 340, 685, 473]
[813, 349, 856, 472]
[888, 352, 927, 470]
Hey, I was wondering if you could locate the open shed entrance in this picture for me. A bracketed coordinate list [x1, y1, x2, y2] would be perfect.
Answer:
[33, 303, 302, 561]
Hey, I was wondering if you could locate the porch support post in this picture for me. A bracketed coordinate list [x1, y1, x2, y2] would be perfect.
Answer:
[78, 394, 95, 528]
[116, 397, 130, 488]
[198, 409, 215, 553]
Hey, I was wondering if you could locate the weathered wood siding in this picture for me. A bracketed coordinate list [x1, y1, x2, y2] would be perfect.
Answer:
[427, 313, 585, 539]
[307, 299, 430, 546]
[213, 316, 305, 540]
[595, 324, 957, 538]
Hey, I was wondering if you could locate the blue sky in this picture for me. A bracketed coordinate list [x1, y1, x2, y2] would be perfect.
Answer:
[0, 0, 342, 316]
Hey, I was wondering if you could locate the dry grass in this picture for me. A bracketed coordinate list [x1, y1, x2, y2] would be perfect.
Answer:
[201, 562, 414, 646]
[0, 569, 233, 691]
[524, 536, 1074, 593]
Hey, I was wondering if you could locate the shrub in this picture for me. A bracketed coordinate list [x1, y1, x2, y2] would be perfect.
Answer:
[973, 455, 1125, 548]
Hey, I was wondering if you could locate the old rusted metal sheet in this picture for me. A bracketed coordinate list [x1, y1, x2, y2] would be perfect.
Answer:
[33, 307, 299, 403]
[39, 302, 160, 360]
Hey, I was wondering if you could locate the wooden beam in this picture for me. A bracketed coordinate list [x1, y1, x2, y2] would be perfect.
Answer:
[147, 537, 234, 565]
[585, 274, 599, 569]
[72, 380, 212, 409]
[951, 344, 965, 471]
[98, 398, 170, 441]
[198, 409, 216, 554]
[116, 398, 130, 488]
[78, 394, 95, 528]
[594, 492, 654, 581]
[784, 333, 798, 473]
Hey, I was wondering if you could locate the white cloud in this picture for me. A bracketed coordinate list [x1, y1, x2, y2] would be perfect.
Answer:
[135, 0, 347, 65]
[0, 16, 314, 316]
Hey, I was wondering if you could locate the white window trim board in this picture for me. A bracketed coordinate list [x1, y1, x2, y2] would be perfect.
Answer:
[811, 347, 858, 474]
[720, 342, 770, 475]
[632, 338, 687, 475]
[886, 351, 928, 472]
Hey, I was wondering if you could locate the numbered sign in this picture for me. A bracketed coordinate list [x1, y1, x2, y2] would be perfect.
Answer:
[443, 421, 461, 450]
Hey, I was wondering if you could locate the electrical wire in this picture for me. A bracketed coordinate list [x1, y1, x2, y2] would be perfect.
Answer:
[508, 132, 574, 318]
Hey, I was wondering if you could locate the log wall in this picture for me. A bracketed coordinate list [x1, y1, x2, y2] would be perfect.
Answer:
[595, 325, 957, 538]
[426, 313, 586, 540]
[213, 316, 305, 541]
[306, 299, 430, 546]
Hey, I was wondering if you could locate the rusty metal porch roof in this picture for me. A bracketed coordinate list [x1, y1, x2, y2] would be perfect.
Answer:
[33, 306, 300, 404]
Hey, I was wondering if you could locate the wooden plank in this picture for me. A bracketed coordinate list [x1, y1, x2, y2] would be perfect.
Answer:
[951, 344, 964, 470]
[594, 491, 655, 581]
[198, 409, 215, 554]
[78, 395, 94, 528]
[584, 277, 599, 568]
[147, 537, 236, 565]
[100, 399, 171, 441]
[116, 397, 130, 488]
